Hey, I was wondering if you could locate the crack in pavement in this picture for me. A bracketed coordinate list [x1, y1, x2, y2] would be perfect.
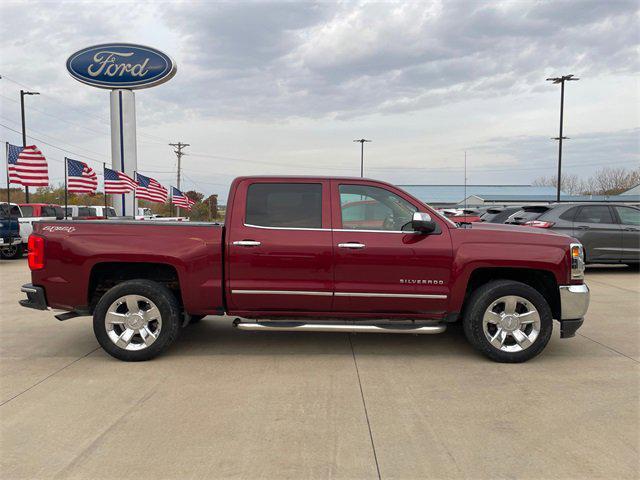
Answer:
[0, 346, 101, 407]
[348, 334, 382, 480]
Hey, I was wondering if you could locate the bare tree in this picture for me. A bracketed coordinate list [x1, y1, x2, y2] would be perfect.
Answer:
[533, 167, 639, 196]
[533, 173, 584, 195]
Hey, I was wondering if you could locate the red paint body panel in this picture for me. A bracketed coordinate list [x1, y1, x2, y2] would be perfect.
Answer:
[30, 176, 578, 321]
[31, 222, 223, 314]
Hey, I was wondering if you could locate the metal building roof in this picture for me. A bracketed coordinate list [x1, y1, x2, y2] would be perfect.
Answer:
[398, 185, 560, 204]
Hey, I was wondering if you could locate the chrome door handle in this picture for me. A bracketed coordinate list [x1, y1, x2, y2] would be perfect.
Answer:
[338, 242, 366, 249]
[233, 240, 261, 247]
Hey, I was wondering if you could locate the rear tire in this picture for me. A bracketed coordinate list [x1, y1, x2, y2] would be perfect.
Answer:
[463, 280, 553, 363]
[93, 279, 181, 361]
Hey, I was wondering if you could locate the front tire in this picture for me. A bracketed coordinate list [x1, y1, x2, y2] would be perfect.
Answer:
[93, 279, 181, 361]
[463, 280, 553, 363]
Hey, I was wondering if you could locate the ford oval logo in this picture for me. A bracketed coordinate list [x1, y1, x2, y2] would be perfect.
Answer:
[66, 43, 176, 89]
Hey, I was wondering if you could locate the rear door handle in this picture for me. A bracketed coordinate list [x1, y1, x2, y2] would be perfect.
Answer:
[338, 242, 366, 249]
[576, 225, 590, 230]
[233, 240, 261, 247]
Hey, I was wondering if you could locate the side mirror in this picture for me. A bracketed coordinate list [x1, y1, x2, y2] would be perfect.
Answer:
[412, 212, 436, 234]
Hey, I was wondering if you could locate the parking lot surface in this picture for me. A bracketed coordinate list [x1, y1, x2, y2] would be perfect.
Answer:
[1, 258, 638, 480]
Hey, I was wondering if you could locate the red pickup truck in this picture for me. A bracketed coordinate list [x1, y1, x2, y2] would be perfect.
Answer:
[20, 176, 590, 363]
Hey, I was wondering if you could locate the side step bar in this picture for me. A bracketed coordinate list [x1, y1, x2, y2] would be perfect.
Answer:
[233, 320, 446, 335]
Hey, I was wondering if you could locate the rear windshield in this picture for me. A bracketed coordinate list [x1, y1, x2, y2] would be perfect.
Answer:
[480, 209, 503, 222]
[77, 207, 97, 217]
[41, 206, 58, 217]
[20, 205, 34, 216]
[0, 205, 21, 218]
[506, 207, 550, 224]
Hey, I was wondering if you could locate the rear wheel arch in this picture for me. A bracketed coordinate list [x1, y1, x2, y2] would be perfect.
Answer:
[462, 267, 561, 320]
[88, 262, 183, 313]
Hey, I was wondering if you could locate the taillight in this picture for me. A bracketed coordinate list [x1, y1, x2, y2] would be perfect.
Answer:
[524, 220, 555, 228]
[27, 235, 45, 270]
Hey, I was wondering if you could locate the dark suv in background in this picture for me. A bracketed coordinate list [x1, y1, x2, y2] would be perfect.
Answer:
[480, 206, 522, 223]
[506, 203, 639, 266]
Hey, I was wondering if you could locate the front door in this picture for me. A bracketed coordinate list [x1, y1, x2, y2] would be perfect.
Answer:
[226, 179, 334, 314]
[331, 181, 453, 317]
[573, 205, 622, 263]
[613, 206, 640, 263]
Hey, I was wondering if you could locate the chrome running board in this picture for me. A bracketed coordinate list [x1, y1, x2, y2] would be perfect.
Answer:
[233, 319, 446, 335]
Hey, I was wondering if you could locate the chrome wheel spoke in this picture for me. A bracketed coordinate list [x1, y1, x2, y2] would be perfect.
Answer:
[512, 329, 532, 349]
[518, 310, 540, 324]
[116, 328, 135, 348]
[125, 296, 140, 314]
[490, 328, 507, 348]
[105, 311, 126, 325]
[483, 310, 501, 324]
[139, 327, 157, 346]
[144, 305, 161, 322]
[503, 296, 518, 315]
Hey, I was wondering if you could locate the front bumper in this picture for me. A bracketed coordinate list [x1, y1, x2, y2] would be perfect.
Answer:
[0, 237, 22, 247]
[19, 283, 48, 311]
[558, 283, 590, 338]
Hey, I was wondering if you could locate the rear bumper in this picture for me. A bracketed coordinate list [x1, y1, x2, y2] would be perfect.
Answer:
[19, 284, 48, 311]
[558, 284, 590, 338]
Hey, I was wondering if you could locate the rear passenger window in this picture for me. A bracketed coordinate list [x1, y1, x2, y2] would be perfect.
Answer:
[575, 206, 613, 224]
[615, 206, 640, 226]
[41, 206, 56, 217]
[246, 183, 322, 228]
[558, 207, 579, 221]
[21, 206, 34, 216]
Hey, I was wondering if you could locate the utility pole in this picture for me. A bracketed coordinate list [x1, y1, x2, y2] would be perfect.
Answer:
[353, 138, 372, 177]
[546, 74, 579, 202]
[169, 142, 189, 216]
[20, 89, 39, 202]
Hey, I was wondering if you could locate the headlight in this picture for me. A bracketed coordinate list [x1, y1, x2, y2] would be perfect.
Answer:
[570, 243, 585, 280]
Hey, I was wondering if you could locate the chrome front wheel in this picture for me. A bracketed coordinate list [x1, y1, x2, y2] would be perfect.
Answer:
[482, 295, 541, 352]
[105, 295, 163, 351]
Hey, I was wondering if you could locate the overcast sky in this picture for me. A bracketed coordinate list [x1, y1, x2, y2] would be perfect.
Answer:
[1, 0, 638, 202]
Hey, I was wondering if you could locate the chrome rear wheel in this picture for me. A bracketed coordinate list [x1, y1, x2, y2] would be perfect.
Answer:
[105, 294, 163, 351]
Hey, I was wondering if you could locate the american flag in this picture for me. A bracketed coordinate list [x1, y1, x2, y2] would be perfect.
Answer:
[104, 166, 137, 194]
[171, 187, 196, 210]
[136, 173, 167, 203]
[67, 158, 98, 193]
[7, 143, 49, 187]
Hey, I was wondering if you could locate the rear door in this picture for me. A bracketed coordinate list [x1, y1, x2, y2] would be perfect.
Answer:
[331, 181, 453, 317]
[612, 206, 640, 263]
[226, 179, 334, 313]
[573, 205, 622, 263]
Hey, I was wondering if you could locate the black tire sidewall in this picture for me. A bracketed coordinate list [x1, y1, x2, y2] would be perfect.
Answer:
[93, 279, 181, 361]
[463, 280, 553, 363]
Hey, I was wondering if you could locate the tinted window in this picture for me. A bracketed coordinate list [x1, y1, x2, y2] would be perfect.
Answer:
[558, 207, 579, 221]
[106, 207, 117, 218]
[54, 207, 64, 219]
[615, 206, 640, 226]
[20, 205, 34, 216]
[506, 209, 544, 224]
[246, 183, 322, 228]
[65, 207, 73, 216]
[575, 206, 613, 224]
[77, 207, 96, 217]
[41, 206, 57, 217]
[339, 184, 416, 231]
[0, 205, 21, 218]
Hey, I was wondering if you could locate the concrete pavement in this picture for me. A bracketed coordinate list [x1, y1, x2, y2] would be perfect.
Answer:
[1, 258, 638, 479]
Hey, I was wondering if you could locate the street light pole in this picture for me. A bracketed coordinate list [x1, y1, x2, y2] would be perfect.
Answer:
[20, 89, 39, 203]
[353, 138, 371, 177]
[169, 142, 189, 216]
[546, 75, 579, 202]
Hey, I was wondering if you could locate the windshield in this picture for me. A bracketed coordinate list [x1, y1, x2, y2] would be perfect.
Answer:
[0, 204, 21, 218]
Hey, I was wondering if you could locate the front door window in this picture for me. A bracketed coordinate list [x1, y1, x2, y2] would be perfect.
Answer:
[339, 184, 416, 231]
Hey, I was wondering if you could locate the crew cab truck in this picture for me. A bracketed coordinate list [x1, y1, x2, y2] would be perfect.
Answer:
[20, 176, 590, 363]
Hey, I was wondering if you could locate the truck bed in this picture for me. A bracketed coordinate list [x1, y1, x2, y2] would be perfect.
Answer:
[31, 220, 224, 315]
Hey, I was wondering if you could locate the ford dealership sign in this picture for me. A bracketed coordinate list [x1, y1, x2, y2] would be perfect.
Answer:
[66, 43, 176, 89]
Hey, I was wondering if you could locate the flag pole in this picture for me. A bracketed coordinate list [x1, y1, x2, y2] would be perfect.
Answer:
[103, 163, 107, 219]
[64, 157, 68, 219]
[5, 142, 13, 248]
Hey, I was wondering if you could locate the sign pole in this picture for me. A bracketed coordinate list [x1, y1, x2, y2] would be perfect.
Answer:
[103, 163, 107, 219]
[5, 142, 12, 248]
[64, 157, 68, 219]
